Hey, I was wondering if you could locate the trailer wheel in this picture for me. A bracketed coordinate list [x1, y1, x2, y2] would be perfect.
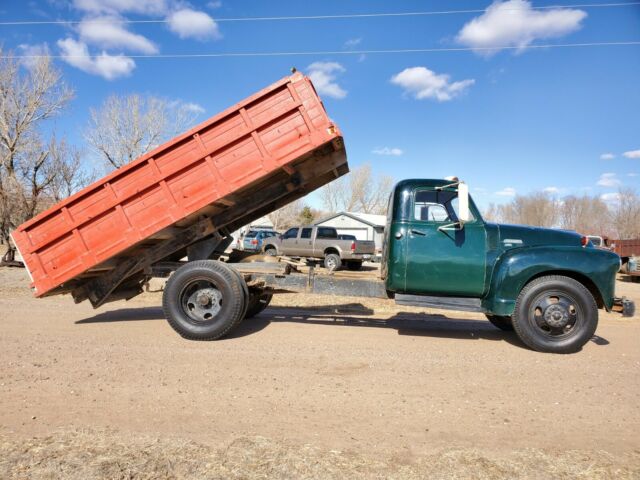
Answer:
[245, 292, 273, 319]
[162, 260, 246, 340]
[324, 253, 341, 272]
[512, 275, 598, 354]
[485, 314, 513, 331]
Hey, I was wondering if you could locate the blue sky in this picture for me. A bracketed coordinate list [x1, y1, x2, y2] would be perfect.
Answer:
[2, 0, 640, 210]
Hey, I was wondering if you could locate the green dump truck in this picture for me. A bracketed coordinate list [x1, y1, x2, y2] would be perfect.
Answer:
[159, 178, 633, 354]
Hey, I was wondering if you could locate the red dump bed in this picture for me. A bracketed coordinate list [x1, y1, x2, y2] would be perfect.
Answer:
[13, 72, 347, 298]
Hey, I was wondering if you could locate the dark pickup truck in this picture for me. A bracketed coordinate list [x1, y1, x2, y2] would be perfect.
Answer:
[262, 225, 375, 271]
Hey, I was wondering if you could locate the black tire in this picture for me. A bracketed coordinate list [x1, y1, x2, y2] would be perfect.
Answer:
[512, 275, 598, 354]
[229, 264, 250, 321]
[485, 314, 514, 331]
[162, 260, 246, 340]
[324, 253, 341, 272]
[264, 247, 277, 257]
[245, 292, 273, 319]
[346, 261, 363, 271]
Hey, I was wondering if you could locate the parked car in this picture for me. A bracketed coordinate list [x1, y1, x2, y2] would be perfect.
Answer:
[242, 230, 278, 252]
[337, 234, 357, 240]
[262, 226, 375, 271]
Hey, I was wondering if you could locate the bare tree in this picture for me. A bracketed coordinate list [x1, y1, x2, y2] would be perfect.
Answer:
[85, 94, 200, 170]
[482, 203, 500, 222]
[493, 192, 560, 228]
[319, 164, 393, 215]
[611, 187, 640, 239]
[0, 49, 80, 253]
[268, 199, 304, 231]
[559, 194, 611, 235]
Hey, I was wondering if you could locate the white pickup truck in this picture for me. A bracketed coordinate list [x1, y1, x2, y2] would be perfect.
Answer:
[262, 226, 375, 271]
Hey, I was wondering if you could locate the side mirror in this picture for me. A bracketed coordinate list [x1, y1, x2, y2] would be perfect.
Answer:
[458, 182, 471, 224]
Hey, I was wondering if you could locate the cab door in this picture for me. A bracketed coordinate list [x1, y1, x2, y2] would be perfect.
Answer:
[280, 227, 299, 255]
[403, 189, 487, 297]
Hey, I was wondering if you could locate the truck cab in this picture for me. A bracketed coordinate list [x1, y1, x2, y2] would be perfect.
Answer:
[381, 178, 624, 353]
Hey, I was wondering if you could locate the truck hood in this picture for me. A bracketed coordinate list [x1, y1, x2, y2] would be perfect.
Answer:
[492, 224, 583, 250]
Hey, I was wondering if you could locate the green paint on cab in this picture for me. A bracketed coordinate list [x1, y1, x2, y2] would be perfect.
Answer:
[381, 179, 621, 315]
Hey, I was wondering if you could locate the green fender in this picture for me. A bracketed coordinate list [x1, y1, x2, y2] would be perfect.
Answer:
[482, 246, 620, 316]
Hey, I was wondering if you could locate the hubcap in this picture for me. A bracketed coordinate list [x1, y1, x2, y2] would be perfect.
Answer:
[181, 280, 222, 323]
[531, 292, 579, 337]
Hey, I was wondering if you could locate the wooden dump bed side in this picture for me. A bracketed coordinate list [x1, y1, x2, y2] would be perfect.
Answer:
[12, 72, 348, 299]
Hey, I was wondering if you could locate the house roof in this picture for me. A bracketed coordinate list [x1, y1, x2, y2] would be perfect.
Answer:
[315, 211, 386, 228]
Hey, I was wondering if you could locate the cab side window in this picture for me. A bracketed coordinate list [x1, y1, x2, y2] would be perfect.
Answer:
[300, 228, 312, 239]
[283, 228, 299, 239]
[414, 191, 452, 222]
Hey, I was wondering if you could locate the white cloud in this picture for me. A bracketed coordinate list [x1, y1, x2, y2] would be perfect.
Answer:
[58, 37, 135, 80]
[596, 172, 621, 188]
[390, 66, 474, 102]
[601, 192, 620, 203]
[623, 149, 640, 159]
[600, 153, 615, 160]
[78, 16, 158, 53]
[344, 37, 362, 49]
[182, 102, 205, 114]
[167, 8, 221, 40]
[307, 62, 347, 99]
[495, 187, 516, 197]
[73, 0, 167, 15]
[543, 186, 559, 194]
[628, 172, 638, 177]
[18, 43, 50, 70]
[372, 147, 403, 156]
[457, 0, 586, 56]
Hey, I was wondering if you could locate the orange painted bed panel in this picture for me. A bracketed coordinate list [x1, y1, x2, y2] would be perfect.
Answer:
[12, 73, 343, 297]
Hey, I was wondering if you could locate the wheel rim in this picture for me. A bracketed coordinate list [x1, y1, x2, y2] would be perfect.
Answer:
[179, 278, 223, 324]
[326, 256, 337, 269]
[529, 290, 581, 338]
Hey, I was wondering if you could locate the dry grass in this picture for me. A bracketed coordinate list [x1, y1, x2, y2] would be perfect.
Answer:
[1, 429, 638, 480]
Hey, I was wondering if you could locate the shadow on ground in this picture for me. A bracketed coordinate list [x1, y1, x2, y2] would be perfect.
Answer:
[76, 303, 609, 350]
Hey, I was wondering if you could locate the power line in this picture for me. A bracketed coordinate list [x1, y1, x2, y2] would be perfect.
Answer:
[3, 41, 640, 59]
[1, 2, 639, 26]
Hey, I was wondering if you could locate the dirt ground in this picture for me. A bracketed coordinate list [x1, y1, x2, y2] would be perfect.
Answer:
[1, 266, 639, 478]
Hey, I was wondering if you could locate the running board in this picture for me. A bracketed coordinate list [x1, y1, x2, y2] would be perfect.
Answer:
[395, 294, 483, 312]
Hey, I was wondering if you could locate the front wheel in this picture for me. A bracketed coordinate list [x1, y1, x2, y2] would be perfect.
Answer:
[512, 275, 598, 354]
[485, 314, 513, 331]
[162, 260, 246, 340]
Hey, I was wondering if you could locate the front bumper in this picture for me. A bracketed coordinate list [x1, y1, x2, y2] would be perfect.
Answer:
[612, 297, 636, 317]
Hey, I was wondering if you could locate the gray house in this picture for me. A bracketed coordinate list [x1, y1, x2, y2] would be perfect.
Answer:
[315, 212, 386, 254]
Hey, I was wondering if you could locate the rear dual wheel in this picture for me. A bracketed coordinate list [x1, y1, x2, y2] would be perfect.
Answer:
[163, 260, 246, 340]
[245, 292, 273, 319]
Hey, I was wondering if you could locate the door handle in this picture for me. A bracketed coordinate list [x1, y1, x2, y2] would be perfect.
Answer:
[410, 229, 426, 236]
